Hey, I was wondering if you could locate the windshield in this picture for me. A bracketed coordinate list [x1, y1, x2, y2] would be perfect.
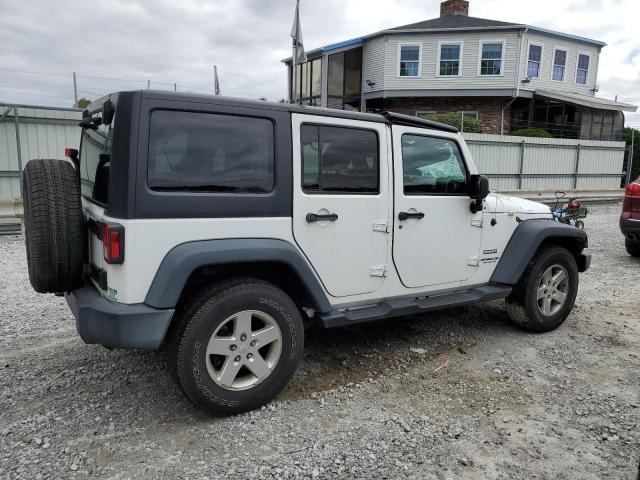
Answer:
[79, 105, 115, 205]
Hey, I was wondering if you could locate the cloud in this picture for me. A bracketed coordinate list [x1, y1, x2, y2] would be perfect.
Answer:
[0, 0, 638, 125]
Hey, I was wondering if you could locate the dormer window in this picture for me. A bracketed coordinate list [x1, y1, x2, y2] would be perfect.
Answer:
[553, 48, 567, 81]
[576, 53, 590, 85]
[398, 44, 421, 77]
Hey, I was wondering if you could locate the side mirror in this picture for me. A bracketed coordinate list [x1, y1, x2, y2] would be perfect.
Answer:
[102, 99, 115, 126]
[469, 174, 490, 214]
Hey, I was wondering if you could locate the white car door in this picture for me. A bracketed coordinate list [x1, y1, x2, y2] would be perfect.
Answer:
[292, 114, 390, 297]
[391, 126, 482, 288]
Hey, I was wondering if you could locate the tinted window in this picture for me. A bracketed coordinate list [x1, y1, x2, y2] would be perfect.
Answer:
[148, 110, 274, 193]
[401, 135, 467, 195]
[301, 125, 378, 194]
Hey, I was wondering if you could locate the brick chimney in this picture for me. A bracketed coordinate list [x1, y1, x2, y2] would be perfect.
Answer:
[440, 0, 469, 16]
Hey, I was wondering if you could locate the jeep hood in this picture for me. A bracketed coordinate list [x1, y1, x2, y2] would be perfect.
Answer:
[485, 193, 552, 215]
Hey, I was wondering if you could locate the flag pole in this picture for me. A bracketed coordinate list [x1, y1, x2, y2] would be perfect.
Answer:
[292, 43, 297, 104]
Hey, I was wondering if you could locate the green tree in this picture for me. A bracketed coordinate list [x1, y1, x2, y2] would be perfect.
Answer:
[75, 98, 91, 109]
[623, 127, 640, 182]
[418, 112, 483, 133]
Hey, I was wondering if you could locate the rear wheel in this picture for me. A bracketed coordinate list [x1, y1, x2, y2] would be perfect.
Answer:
[625, 238, 640, 258]
[505, 246, 579, 333]
[22, 159, 84, 293]
[168, 278, 304, 415]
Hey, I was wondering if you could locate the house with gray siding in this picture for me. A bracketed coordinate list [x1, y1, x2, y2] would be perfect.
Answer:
[284, 0, 636, 140]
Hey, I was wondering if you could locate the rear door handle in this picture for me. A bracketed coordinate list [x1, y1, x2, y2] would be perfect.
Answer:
[398, 211, 425, 221]
[306, 213, 338, 223]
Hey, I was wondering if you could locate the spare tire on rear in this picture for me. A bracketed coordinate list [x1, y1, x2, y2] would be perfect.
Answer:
[22, 159, 85, 293]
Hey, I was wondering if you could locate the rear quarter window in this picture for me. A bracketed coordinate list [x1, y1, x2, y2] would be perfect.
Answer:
[147, 110, 275, 194]
[80, 118, 113, 204]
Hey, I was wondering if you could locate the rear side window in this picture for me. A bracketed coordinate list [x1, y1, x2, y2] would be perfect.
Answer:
[301, 125, 379, 194]
[80, 117, 113, 204]
[401, 134, 467, 195]
[148, 110, 274, 193]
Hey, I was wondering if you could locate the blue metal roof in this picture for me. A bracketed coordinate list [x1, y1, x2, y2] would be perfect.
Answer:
[321, 37, 363, 53]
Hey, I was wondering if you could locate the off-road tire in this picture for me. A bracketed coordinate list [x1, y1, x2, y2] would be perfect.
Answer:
[625, 238, 640, 258]
[505, 245, 579, 333]
[167, 278, 304, 415]
[22, 159, 84, 293]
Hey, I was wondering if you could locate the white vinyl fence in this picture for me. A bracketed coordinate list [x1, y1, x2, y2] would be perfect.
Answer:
[464, 133, 627, 191]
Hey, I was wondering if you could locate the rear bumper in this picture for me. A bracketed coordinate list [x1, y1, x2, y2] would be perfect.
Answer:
[620, 217, 640, 241]
[65, 286, 174, 349]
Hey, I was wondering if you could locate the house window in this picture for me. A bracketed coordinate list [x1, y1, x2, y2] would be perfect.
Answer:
[553, 49, 567, 81]
[479, 42, 504, 75]
[399, 44, 421, 77]
[576, 54, 590, 85]
[527, 44, 542, 78]
[459, 111, 479, 120]
[438, 43, 461, 76]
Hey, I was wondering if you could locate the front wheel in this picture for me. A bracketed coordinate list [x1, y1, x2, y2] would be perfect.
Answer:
[505, 246, 579, 333]
[625, 238, 640, 258]
[168, 278, 304, 415]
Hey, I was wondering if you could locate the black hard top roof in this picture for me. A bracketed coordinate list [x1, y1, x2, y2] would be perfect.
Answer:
[95, 90, 459, 133]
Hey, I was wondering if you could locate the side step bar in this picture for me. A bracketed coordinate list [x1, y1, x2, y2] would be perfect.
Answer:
[319, 285, 512, 329]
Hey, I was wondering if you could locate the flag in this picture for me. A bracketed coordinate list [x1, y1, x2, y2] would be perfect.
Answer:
[290, 0, 307, 63]
[214, 65, 221, 96]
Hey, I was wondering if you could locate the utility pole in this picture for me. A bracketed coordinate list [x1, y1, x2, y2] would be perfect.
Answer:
[72, 72, 78, 107]
[147, 80, 150, 89]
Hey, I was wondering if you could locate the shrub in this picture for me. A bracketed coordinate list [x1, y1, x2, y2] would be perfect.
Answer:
[420, 113, 483, 133]
[510, 128, 553, 138]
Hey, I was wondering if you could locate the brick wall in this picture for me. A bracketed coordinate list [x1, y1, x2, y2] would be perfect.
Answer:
[380, 96, 512, 133]
[440, 0, 469, 16]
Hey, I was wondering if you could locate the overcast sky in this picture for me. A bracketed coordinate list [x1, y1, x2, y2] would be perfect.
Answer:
[0, 0, 638, 126]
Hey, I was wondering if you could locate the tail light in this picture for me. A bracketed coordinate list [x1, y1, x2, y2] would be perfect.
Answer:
[64, 148, 78, 159]
[623, 181, 640, 216]
[101, 223, 125, 264]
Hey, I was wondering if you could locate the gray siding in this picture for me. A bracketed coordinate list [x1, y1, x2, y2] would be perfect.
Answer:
[362, 36, 386, 95]
[362, 30, 602, 97]
[362, 31, 522, 93]
[517, 32, 600, 95]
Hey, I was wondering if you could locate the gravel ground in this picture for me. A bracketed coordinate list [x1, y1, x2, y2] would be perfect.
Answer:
[1, 204, 638, 480]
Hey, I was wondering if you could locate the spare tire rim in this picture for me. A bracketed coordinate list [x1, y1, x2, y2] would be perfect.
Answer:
[536, 265, 569, 316]
[205, 310, 282, 391]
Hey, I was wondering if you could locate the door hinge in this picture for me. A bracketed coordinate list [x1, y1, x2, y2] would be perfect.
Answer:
[370, 264, 387, 277]
[372, 219, 389, 233]
[467, 256, 479, 266]
[471, 217, 483, 228]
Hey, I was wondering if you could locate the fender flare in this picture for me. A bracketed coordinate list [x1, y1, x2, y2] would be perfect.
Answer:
[490, 219, 588, 285]
[144, 238, 332, 312]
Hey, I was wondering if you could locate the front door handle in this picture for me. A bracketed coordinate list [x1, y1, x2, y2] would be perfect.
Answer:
[398, 211, 425, 221]
[306, 213, 338, 223]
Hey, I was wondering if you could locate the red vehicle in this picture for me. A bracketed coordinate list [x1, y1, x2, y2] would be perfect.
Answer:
[621, 178, 640, 257]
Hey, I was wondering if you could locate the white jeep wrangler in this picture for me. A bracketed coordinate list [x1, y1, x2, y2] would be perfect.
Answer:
[22, 91, 590, 415]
